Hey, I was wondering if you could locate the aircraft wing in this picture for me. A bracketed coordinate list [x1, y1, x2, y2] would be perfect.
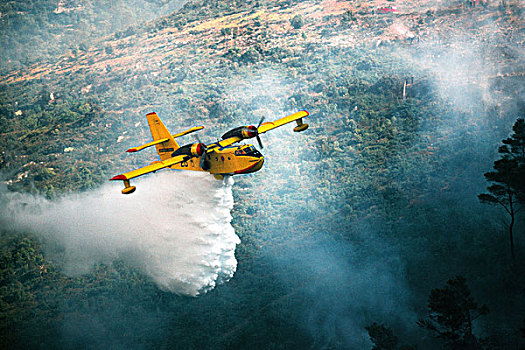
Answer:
[211, 136, 243, 150]
[206, 110, 309, 152]
[258, 110, 309, 134]
[110, 155, 188, 181]
[203, 137, 243, 153]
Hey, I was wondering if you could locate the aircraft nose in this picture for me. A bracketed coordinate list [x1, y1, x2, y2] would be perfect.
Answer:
[234, 157, 264, 174]
[255, 157, 264, 169]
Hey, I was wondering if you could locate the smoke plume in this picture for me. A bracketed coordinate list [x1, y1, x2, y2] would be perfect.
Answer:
[0, 171, 239, 296]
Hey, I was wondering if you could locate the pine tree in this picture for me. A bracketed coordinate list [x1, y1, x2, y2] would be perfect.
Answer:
[478, 118, 525, 263]
[417, 276, 488, 350]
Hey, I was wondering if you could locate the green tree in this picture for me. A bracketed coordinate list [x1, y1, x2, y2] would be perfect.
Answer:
[290, 14, 304, 29]
[342, 10, 356, 23]
[417, 276, 488, 350]
[239, 47, 260, 64]
[366, 323, 398, 350]
[478, 118, 525, 263]
[505, 119, 525, 202]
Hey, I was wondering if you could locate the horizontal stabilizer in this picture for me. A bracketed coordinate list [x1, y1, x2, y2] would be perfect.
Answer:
[172, 126, 204, 138]
[126, 126, 204, 153]
[127, 138, 169, 152]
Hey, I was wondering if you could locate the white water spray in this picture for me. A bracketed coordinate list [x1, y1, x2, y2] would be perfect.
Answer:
[0, 171, 239, 296]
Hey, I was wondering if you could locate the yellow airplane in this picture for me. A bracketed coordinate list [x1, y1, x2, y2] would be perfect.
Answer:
[110, 110, 309, 194]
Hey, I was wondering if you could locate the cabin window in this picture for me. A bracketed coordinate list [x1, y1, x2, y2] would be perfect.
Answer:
[228, 157, 231, 160]
[221, 156, 224, 161]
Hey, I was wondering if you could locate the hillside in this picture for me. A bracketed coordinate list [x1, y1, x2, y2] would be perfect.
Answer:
[0, 0, 189, 72]
[1, 0, 522, 191]
[1, 0, 524, 349]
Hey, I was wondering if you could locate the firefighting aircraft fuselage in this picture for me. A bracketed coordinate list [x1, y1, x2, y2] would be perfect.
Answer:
[110, 110, 309, 194]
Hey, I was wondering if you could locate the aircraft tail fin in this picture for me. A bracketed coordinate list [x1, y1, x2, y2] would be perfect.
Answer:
[146, 112, 179, 161]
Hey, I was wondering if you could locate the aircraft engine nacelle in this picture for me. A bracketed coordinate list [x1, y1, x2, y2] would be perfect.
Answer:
[171, 143, 206, 158]
[221, 125, 258, 140]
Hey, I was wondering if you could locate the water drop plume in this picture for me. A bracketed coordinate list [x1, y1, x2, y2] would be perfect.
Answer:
[0, 172, 239, 296]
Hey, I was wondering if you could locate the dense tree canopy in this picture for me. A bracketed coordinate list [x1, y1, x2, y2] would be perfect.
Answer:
[0, 0, 524, 349]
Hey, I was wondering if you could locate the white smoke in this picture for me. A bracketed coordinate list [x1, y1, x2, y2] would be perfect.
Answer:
[0, 171, 239, 296]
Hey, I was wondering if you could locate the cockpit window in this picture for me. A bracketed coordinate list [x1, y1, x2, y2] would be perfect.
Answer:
[235, 146, 262, 157]
[245, 146, 262, 157]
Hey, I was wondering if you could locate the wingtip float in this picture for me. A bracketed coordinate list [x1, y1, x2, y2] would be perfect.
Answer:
[110, 110, 310, 194]
[109, 175, 136, 194]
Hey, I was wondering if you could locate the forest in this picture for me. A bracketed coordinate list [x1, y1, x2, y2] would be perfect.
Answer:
[1, 0, 524, 349]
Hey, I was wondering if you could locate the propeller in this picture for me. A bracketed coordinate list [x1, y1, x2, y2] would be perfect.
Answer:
[194, 135, 210, 170]
[199, 152, 209, 170]
[255, 116, 265, 149]
[222, 117, 266, 149]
